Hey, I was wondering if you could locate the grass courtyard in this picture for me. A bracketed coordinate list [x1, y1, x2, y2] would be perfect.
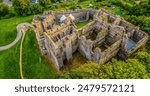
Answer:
[75, 20, 91, 29]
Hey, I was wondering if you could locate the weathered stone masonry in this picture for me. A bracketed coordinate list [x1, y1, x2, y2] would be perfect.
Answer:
[32, 9, 148, 70]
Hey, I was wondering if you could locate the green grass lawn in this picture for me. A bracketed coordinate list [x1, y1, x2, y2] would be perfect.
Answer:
[22, 30, 58, 79]
[0, 29, 58, 79]
[75, 20, 91, 29]
[0, 41, 20, 78]
[0, 15, 58, 78]
[0, 16, 33, 46]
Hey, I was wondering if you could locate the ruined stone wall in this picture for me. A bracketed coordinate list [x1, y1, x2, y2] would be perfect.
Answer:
[43, 23, 78, 70]
[32, 16, 48, 55]
[32, 8, 148, 70]
[100, 39, 122, 63]
[120, 31, 148, 59]
[55, 9, 96, 23]
[32, 19, 44, 36]
[78, 36, 93, 60]
[79, 21, 96, 36]
[133, 30, 148, 42]
[42, 14, 56, 31]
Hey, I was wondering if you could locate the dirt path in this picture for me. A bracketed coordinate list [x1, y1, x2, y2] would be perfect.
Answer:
[0, 22, 32, 79]
[0, 23, 32, 51]
[0, 24, 22, 51]
[19, 31, 26, 79]
[18, 23, 32, 79]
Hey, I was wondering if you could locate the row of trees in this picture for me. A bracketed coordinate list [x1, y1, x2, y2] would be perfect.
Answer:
[129, 0, 150, 16]
[0, 0, 57, 17]
[126, 16, 150, 34]
[13, 0, 51, 16]
[13, 0, 76, 16]
[109, 0, 133, 10]
[60, 54, 150, 79]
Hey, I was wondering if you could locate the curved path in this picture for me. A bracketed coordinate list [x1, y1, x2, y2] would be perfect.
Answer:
[18, 23, 32, 79]
[19, 29, 26, 79]
[0, 22, 32, 79]
[0, 23, 32, 51]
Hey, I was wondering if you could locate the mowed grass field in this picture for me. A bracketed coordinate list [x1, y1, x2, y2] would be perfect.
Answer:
[0, 16, 58, 79]
[22, 30, 57, 79]
[0, 16, 33, 46]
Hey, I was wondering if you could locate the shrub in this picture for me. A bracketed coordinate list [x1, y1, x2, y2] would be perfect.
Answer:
[0, 3, 9, 16]
[30, 4, 43, 14]
[39, 0, 51, 8]
[111, 0, 132, 10]
[13, 0, 31, 16]
[129, 1, 150, 16]
[135, 52, 150, 73]
[60, 59, 149, 79]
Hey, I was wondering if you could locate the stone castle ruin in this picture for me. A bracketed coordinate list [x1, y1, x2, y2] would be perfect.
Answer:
[32, 9, 148, 70]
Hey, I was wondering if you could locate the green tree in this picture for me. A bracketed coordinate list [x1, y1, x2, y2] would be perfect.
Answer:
[60, 59, 149, 79]
[39, 0, 51, 8]
[60, 62, 99, 79]
[30, 4, 43, 14]
[51, 0, 61, 3]
[129, 0, 150, 16]
[135, 52, 150, 73]
[0, 3, 9, 16]
[13, 0, 31, 16]
[111, 59, 149, 79]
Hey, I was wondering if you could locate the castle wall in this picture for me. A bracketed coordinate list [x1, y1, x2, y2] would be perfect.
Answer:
[32, 8, 148, 70]
[100, 39, 122, 63]
[43, 23, 78, 70]
[55, 9, 96, 23]
[42, 15, 56, 31]
[78, 36, 93, 60]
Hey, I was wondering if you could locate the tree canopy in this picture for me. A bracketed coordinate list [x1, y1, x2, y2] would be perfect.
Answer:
[39, 0, 52, 8]
[13, 0, 44, 16]
[13, 0, 31, 16]
[60, 59, 149, 79]
[0, 3, 8, 16]
[135, 52, 150, 73]
[129, 0, 150, 16]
